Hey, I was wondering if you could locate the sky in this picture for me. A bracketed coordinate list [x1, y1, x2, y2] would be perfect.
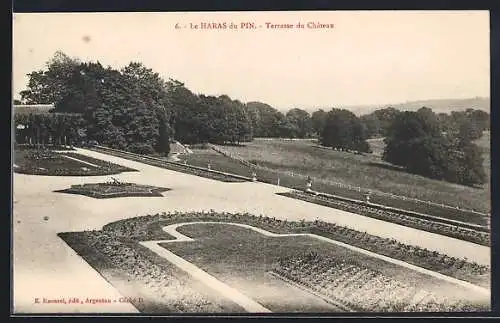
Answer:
[12, 11, 490, 110]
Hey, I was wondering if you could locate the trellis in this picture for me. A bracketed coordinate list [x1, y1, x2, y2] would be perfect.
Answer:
[13, 112, 85, 147]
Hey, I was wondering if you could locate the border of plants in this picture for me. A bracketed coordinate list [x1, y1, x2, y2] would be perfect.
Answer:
[276, 190, 489, 246]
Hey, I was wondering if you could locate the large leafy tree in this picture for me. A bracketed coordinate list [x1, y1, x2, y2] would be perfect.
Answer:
[320, 108, 371, 152]
[244, 102, 295, 138]
[20, 51, 81, 105]
[383, 109, 486, 186]
[311, 109, 327, 137]
[286, 108, 312, 138]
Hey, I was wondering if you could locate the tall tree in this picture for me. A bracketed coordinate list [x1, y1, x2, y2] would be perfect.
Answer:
[320, 108, 371, 152]
[20, 51, 80, 104]
[383, 109, 486, 186]
[311, 109, 328, 137]
[286, 108, 312, 138]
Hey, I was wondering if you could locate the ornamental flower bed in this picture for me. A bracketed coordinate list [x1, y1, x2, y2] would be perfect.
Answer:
[55, 180, 170, 199]
[278, 191, 489, 246]
[59, 211, 489, 313]
[99, 212, 489, 288]
[14, 149, 138, 176]
[272, 252, 488, 312]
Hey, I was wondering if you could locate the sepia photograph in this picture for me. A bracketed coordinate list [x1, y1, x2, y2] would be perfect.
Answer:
[11, 10, 491, 315]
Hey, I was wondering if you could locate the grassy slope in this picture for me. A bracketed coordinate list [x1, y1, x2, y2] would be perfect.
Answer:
[209, 136, 490, 214]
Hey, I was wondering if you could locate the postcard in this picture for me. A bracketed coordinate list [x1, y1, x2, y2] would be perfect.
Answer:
[12, 10, 491, 315]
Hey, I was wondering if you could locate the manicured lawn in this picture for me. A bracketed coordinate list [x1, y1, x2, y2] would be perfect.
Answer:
[165, 223, 487, 312]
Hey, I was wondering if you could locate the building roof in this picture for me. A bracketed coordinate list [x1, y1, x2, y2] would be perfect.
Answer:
[13, 104, 55, 115]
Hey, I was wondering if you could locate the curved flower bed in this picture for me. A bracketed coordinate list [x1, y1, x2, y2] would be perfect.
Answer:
[101, 212, 489, 288]
[272, 252, 488, 312]
[55, 182, 170, 199]
[278, 191, 489, 246]
[58, 230, 238, 313]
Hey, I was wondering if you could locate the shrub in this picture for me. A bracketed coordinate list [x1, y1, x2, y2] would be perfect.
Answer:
[127, 142, 156, 155]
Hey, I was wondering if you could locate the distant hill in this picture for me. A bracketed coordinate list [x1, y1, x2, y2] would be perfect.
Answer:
[290, 97, 490, 116]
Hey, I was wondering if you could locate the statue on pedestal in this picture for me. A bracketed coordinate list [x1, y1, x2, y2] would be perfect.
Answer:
[252, 170, 257, 182]
[306, 176, 313, 192]
[365, 190, 372, 203]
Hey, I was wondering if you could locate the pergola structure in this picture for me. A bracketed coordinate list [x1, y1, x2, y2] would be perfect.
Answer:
[13, 104, 84, 147]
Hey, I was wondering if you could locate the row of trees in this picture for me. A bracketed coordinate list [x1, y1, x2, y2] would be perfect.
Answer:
[16, 51, 489, 185]
[360, 106, 490, 139]
[16, 52, 320, 152]
[313, 105, 487, 185]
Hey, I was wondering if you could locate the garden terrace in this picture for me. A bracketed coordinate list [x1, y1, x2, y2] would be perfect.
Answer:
[277, 191, 489, 246]
[55, 181, 170, 199]
[59, 212, 489, 313]
[13, 148, 137, 176]
[90, 146, 249, 183]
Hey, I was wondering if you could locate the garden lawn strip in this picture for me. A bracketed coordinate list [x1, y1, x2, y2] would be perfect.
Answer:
[89, 146, 248, 183]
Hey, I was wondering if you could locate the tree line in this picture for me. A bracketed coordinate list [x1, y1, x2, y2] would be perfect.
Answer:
[15, 51, 489, 186]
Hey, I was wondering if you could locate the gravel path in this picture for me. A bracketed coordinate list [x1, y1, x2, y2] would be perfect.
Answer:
[60, 154, 101, 168]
